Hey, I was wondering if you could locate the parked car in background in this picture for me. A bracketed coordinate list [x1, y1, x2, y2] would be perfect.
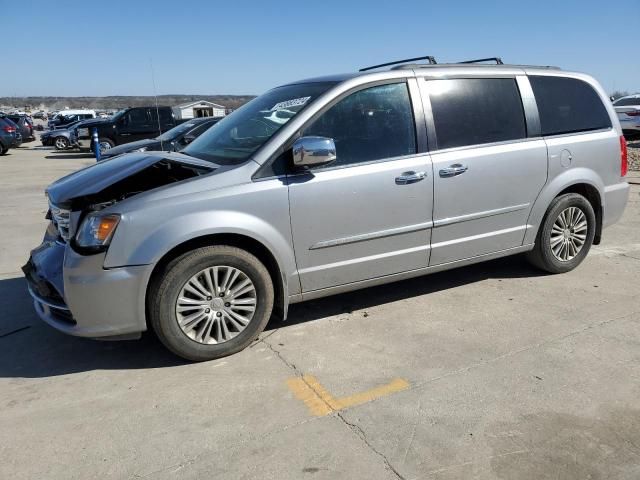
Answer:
[5, 118, 23, 148]
[6, 114, 35, 142]
[100, 117, 221, 160]
[33, 111, 47, 119]
[0, 117, 18, 154]
[75, 106, 182, 155]
[48, 110, 96, 128]
[613, 94, 640, 139]
[41, 120, 93, 150]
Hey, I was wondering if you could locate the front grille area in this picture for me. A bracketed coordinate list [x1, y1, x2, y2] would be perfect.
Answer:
[49, 202, 71, 241]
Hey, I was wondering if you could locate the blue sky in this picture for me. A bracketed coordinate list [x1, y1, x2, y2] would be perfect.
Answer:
[1, 0, 638, 97]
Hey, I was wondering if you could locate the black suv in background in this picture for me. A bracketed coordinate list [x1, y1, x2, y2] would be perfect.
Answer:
[100, 116, 221, 160]
[75, 106, 181, 155]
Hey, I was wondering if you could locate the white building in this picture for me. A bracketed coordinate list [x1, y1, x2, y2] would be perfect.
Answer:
[173, 101, 226, 120]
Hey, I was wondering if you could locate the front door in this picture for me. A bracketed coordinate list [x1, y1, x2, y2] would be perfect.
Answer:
[288, 81, 434, 293]
[420, 77, 548, 265]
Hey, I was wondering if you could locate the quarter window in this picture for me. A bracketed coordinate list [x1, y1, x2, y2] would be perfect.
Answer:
[302, 82, 416, 167]
[529, 76, 611, 136]
[427, 78, 527, 150]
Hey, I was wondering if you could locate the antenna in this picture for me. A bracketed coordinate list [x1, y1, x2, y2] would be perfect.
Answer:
[149, 57, 164, 152]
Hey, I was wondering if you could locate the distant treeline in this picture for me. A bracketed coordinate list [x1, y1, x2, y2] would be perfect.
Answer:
[0, 95, 256, 111]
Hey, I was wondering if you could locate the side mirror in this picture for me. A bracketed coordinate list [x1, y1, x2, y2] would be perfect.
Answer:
[292, 136, 337, 170]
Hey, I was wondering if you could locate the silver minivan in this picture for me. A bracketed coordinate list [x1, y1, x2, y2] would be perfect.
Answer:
[24, 58, 630, 361]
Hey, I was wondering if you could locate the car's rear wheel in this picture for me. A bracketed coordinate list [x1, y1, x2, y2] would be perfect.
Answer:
[54, 136, 69, 150]
[149, 246, 274, 361]
[527, 193, 596, 274]
[0, 145, 7, 155]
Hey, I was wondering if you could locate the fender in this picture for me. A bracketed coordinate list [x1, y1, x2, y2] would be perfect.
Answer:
[523, 167, 604, 245]
[105, 209, 300, 297]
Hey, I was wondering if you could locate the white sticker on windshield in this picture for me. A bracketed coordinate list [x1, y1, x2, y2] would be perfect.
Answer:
[270, 97, 311, 111]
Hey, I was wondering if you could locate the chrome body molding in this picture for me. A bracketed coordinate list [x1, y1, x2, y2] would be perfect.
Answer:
[309, 221, 434, 250]
[433, 204, 530, 228]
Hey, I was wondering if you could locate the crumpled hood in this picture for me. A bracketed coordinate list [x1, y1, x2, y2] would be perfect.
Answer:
[46, 151, 216, 208]
[101, 139, 161, 159]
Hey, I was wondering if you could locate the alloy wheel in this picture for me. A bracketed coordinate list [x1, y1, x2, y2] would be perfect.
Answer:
[175, 265, 257, 344]
[99, 142, 112, 153]
[550, 206, 588, 262]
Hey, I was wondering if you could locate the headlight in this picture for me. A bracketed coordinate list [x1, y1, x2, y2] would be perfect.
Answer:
[133, 146, 148, 152]
[75, 213, 120, 250]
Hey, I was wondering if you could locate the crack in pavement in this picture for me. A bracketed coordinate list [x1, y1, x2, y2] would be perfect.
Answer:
[139, 308, 639, 479]
[337, 410, 407, 480]
[262, 336, 407, 480]
[134, 408, 321, 478]
[406, 309, 640, 393]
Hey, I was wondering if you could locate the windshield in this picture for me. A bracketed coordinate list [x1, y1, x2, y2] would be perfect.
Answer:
[111, 110, 126, 122]
[614, 97, 640, 106]
[157, 121, 203, 142]
[182, 82, 336, 165]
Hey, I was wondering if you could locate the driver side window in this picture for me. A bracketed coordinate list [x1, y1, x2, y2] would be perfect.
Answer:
[302, 82, 416, 168]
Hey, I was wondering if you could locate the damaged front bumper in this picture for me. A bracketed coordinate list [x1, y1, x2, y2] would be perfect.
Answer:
[23, 232, 153, 340]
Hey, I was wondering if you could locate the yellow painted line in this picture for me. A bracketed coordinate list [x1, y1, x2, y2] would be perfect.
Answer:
[301, 375, 343, 411]
[286, 377, 333, 416]
[336, 377, 410, 409]
[287, 375, 410, 416]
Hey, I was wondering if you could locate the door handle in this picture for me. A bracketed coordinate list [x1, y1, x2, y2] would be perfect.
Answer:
[395, 171, 427, 185]
[439, 163, 468, 178]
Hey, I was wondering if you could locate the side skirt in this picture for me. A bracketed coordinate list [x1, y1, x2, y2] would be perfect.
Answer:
[292, 244, 535, 303]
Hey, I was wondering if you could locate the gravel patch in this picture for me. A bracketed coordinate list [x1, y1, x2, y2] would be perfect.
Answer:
[628, 141, 640, 171]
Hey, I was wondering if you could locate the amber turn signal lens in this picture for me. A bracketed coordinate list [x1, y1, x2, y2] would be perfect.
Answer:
[95, 216, 120, 242]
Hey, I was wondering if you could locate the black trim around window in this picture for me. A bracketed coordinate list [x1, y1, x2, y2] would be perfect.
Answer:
[253, 78, 424, 180]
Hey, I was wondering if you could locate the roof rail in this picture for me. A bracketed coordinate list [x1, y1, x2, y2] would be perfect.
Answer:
[359, 55, 437, 72]
[457, 57, 504, 65]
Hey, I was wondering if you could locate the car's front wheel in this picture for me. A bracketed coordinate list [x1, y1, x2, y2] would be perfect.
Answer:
[98, 138, 114, 154]
[527, 193, 596, 274]
[149, 246, 274, 361]
[54, 136, 69, 150]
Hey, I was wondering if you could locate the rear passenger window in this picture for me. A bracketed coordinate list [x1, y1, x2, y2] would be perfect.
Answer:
[529, 76, 611, 136]
[302, 82, 416, 167]
[427, 78, 526, 150]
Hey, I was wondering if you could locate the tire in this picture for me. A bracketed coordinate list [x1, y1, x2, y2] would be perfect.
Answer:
[527, 193, 596, 274]
[54, 136, 69, 150]
[149, 246, 274, 361]
[0, 145, 7, 155]
[98, 138, 114, 154]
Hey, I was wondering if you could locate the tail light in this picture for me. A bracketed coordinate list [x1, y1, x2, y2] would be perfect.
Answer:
[2, 125, 16, 133]
[620, 135, 628, 177]
[625, 111, 640, 117]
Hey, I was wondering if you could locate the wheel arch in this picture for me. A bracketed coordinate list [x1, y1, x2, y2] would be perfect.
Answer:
[556, 183, 603, 245]
[146, 232, 289, 324]
[525, 169, 604, 245]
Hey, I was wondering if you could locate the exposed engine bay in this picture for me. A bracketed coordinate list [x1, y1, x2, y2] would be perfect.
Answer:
[68, 160, 213, 210]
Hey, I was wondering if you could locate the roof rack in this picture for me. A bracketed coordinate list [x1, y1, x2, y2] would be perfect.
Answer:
[457, 57, 504, 65]
[359, 55, 437, 72]
[361, 56, 561, 72]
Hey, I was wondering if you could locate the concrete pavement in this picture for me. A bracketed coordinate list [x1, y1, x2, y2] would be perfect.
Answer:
[1, 143, 639, 479]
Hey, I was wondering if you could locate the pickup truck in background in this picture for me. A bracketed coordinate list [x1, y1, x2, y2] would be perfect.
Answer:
[75, 106, 181, 155]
